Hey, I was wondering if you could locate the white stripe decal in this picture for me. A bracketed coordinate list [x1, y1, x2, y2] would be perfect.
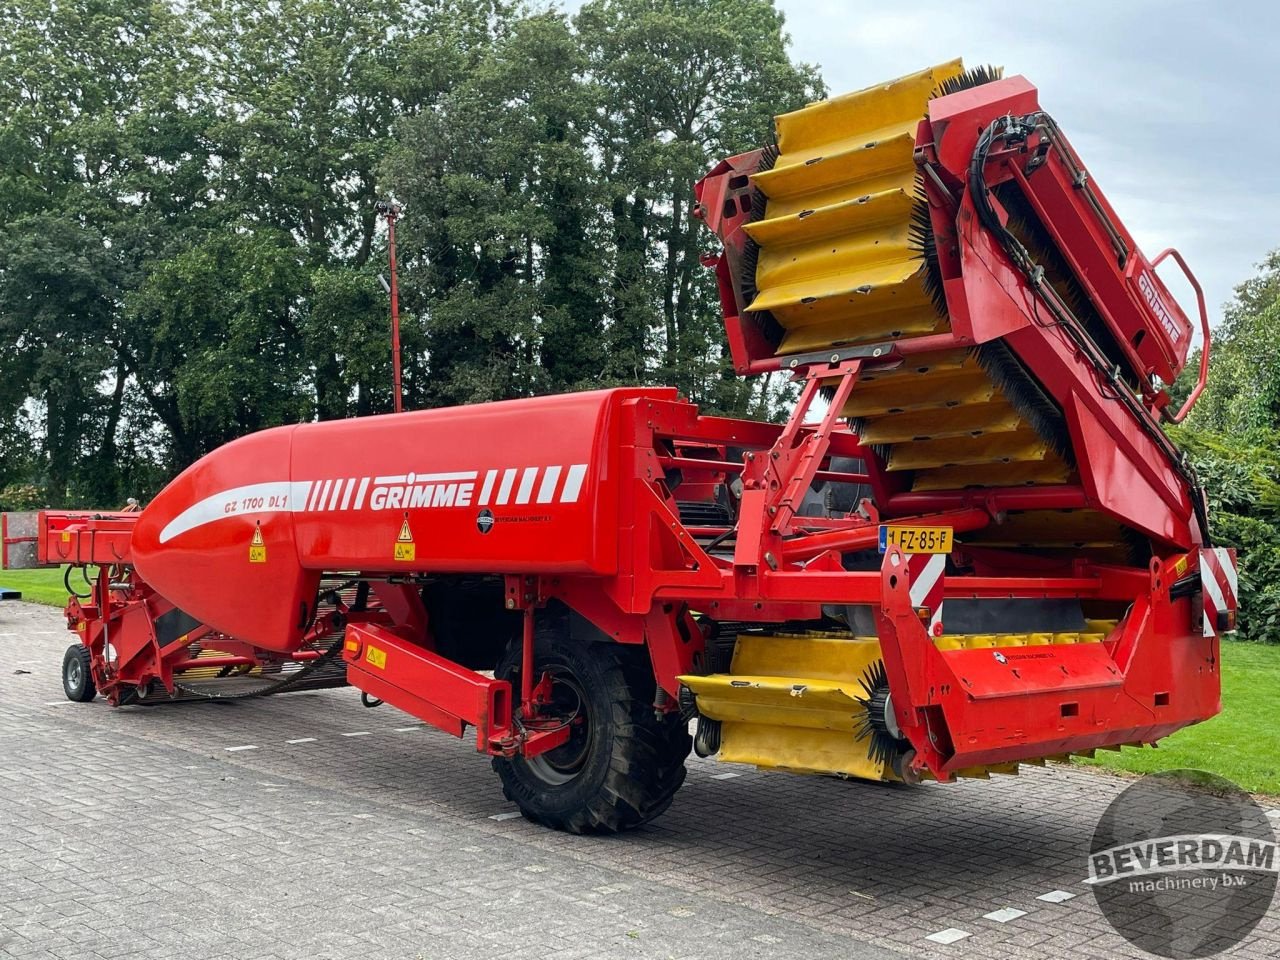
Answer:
[1215, 547, 1238, 600]
[496, 469, 517, 505]
[909, 553, 946, 608]
[290, 480, 312, 510]
[376, 471, 477, 484]
[159, 481, 295, 543]
[1200, 553, 1227, 637]
[536, 465, 562, 504]
[160, 466, 560, 543]
[560, 464, 588, 503]
[418, 471, 479, 482]
[515, 467, 538, 505]
[478, 470, 498, 506]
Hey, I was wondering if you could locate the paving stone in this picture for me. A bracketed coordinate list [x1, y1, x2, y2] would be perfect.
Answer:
[2, 601, 1276, 959]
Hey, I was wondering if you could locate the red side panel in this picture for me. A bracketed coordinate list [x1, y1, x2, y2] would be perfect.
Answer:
[286, 389, 631, 576]
[131, 426, 314, 653]
[129, 388, 671, 652]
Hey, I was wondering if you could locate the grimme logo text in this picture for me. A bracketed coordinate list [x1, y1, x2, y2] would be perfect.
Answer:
[1139, 270, 1181, 341]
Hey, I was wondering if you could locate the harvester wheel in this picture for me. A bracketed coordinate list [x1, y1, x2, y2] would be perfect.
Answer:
[62, 644, 96, 703]
[493, 622, 691, 834]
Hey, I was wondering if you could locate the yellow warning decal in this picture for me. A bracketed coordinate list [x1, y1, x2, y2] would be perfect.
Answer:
[394, 516, 415, 562]
[366, 645, 387, 669]
[1173, 555, 1188, 576]
[249, 525, 267, 563]
[61, 531, 71, 543]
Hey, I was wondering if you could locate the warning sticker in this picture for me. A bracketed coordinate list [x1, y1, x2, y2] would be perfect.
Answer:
[249, 525, 267, 563]
[366, 645, 387, 669]
[394, 516, 415, 562]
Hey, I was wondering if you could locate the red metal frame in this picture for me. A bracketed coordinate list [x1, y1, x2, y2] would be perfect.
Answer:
[15, 72, 1229, 786]
[26, 357, 1225, 778]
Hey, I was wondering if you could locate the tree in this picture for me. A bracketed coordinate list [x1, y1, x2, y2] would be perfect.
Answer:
[385, 10, 608, 407]
[1170, 249, 1280, 642]
[386, 0, 822, 415]
[1180, 249, 1280, 433]
[0, 0, 827, 506]
[124, 229, 313, 462]
[0, 0, 199, 503]
[170, 0, 493, 423]
[1171, 427, 1280, 642]
[576, 0, 822, 415]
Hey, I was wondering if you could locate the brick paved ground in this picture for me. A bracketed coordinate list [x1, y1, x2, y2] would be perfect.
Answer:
[2, 600, 1276, 959]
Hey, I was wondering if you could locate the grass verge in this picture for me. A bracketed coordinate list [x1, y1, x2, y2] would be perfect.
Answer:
[1076, 640, 1280, 796]
[0, 565, 73, 607]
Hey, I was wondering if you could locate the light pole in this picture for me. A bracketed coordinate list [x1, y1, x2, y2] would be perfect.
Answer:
[376, 200, 403, 413]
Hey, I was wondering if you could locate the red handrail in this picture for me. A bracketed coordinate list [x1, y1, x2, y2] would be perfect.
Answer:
[1152, 247, 1210, 423]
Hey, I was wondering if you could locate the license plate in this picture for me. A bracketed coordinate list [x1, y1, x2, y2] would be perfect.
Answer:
[878, 525, 954, 554]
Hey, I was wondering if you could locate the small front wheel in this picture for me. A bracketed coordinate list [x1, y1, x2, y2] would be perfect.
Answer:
[62, 644, 97, 703]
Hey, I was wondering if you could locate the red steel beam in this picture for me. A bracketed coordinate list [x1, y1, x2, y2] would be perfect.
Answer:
[343, 622, 513, 753]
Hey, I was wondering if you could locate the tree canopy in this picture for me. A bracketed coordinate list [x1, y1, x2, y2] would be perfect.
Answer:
[0, 0, 820, 506]
[1165, 250, 1280, 642]
[1, 1, 1277, 641]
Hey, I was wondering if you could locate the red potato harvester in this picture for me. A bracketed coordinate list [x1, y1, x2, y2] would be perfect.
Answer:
[6, 61, 1236, 833]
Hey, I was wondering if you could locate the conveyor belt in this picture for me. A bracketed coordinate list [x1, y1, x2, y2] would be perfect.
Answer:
[743, 61, 1088, 502]
[681, 626, 1120, 781]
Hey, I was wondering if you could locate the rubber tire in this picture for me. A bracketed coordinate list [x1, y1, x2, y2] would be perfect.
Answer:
[62, 644, 96, 703]
[492, 623, 691, 834]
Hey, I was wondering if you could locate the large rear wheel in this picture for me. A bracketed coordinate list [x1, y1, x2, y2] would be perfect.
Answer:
[492, 621, 691, 834]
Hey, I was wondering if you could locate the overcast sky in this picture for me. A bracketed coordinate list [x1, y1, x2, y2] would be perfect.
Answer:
[776, 1, 1272, 325]
[561, 1, 1272, 326]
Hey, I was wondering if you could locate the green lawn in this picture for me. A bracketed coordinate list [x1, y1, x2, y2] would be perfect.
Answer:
[4, 562, 1277, 794]
[0, 565, 73, 606]
[1077, 640, 1280, 796]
